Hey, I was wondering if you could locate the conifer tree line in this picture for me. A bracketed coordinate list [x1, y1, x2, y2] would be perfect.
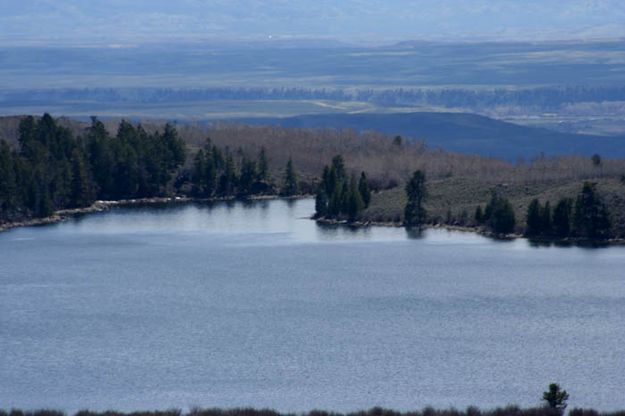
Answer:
[0, 114, 186, 221]
[314, 155, 371, 221]
[471, 181, 614, 239]
[474, 192, 517, 235]
[524, 182, 612, 239]
[0, 114, 304, 223]
[190, 140, 300, 198]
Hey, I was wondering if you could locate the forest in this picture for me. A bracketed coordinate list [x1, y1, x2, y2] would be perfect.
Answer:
[0, 114, 186, 220]
[0, 114, 305, 223]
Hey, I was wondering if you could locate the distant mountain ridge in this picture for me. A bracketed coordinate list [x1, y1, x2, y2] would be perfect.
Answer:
[237, 112, 625, 160]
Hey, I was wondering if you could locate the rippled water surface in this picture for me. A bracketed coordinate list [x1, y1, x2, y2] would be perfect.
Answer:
[1, 199, 624, 412]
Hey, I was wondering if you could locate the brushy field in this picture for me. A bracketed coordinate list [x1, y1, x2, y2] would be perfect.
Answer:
[363, 177, 625, 238]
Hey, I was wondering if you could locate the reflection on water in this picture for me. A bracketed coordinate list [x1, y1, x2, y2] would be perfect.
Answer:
[1, 198, 625, 412]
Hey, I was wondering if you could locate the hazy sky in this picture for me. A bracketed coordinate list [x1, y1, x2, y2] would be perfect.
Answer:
[2, 0, 625, 45]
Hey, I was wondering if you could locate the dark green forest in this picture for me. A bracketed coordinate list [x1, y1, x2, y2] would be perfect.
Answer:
[523, 183, 612, 240]
[314, 155, 370, 222]
[0, 114, 186, 221]
[0, 114, 303, 223]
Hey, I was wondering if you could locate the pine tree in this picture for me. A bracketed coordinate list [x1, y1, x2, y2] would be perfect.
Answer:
[70, 147, 95, 207]
[553, 198, 572, 238]
[161, 123, 186, 169]
[282, 158, 299, 196]
[404, 170, 427, 227]
[218, 153, 237, 196]
[86, 117, 115, 199]
[0, 140, 17, 218]
[358, 171, 371, 208]
[542, 383, 569, 413]
[257, 147, 270, 182]
[238, 157, 257, 196]
[526, 198, 542, 236]
[192, 149, 207, 195]
[331, 155, 346, 182]
[328, 179, 344, 217]
[346, 175, 365, 221]
[573, 182, 611, 239]
[314, 185, 328, 218]
[486, 192, 516, 235]
[541, 201, 552, 235]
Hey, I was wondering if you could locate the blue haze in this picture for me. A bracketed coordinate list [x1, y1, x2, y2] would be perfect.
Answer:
[2, 0, 625, 45]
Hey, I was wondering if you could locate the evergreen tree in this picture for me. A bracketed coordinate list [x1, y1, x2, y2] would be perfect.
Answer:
[404, 170, 427, 227]
[322, 164, 337, 196]
[346, 175, 365, 221]
[553, 198, 573, 238]
[358, 171, 371, 208]
[314, 185, 328, 218]
[70, 147, 95, 207]
[218, 152, 238, 196]
[192, 149, 208, 195]
[86, 117, 115, 198]
[238, 157, 257, 196]
[541, 201, 552, 235]
[257, 147, 270, 182]
[526, 198, 543, 236]
[331, 155, 346, 182]
[161, 123, 186, 169]
[0, 140, 17, 218]
[573, 182, 611, 239]
[542, 383, 569, 413]
[328, 179, 344, 217]
[485, 193, 516, 234]
[474, 205, 484, 224]
[282, 158, 299, 196]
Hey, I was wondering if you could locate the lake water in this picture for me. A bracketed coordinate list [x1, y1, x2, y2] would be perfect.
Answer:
[1, 199, 624, 412]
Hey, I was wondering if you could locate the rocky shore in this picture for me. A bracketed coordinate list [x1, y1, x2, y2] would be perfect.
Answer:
[0, 196, 192, 233]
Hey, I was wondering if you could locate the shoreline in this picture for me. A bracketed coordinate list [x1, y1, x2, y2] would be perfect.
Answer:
[314, 217, 625, 246]
[2, 198, 624, 246]
[0, 194, 297, 234]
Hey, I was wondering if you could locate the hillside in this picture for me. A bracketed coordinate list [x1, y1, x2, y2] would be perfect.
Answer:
[363, 177, 625, 239]
[238, 112, 625, 160]
[2, 114, 625, 238]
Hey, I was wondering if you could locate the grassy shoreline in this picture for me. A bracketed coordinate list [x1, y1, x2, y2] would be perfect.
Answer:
[315, 217, 625, 246]
[3, 195, 624, 247]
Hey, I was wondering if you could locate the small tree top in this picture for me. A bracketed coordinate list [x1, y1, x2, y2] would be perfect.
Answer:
[542, 383, 569, 411]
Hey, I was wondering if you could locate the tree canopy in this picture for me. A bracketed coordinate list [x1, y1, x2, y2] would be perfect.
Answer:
[404, 170, 427, 227]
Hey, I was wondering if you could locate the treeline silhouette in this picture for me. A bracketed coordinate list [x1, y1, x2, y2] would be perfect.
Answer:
[190, 140, 300, 198]
[3, 86, 625, 110]
[314, 155, 371, 221]
[475, 193, 517, 235]
[0, 114, 308, 224]
[0, 114, 186, 221]
[2, 407, 625, 416]
[525, 182, 611, 239]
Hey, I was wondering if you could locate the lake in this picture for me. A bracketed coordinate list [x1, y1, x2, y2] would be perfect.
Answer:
[1, 198, 624, 412]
